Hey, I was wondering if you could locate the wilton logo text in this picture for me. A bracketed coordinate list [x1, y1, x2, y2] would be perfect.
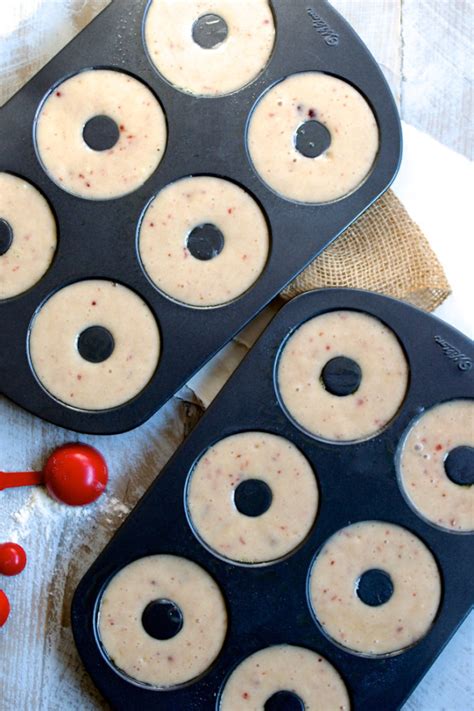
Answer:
[306, 8, 339, 46]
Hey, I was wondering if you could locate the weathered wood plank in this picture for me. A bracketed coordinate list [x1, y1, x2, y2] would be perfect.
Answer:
[332, 0, 402, 103]
[334, 0, 472, 159]
[400, 0, 473, 158]
[0, 0, 110, 107]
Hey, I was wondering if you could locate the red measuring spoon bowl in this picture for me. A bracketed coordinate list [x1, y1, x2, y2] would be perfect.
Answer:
[0, 590, 10, 627]
[43, 444, 108, 506]
[0, 542, 27, 576]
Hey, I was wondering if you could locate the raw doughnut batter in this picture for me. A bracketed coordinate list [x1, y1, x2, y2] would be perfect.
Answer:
[398, 400, 474, 532]
[187, 431, 318, 564]
[0, 173, 56, 300]
[248, 72, 379, 203]
[144, 0, 275, 96]
[29, 280, 160, 410]
[219, 645, 350, 710]
[277, 310, 408, 442]
[139, 176, 269, 307]
[35, 69, 166, 200]
[308, 521, 441, 655]
[98, 555, 227, 687]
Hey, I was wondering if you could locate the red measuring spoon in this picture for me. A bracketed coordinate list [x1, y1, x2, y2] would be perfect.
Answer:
[0, 443, 108, 506]
[0, 590, 10, 627]
[0, 543, 27, 576]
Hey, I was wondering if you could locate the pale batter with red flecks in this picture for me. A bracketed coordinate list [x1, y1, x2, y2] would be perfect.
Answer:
[308, 521, 441, 656]
[219, 645, 350, 710]
[98, 555, 227, 687]
[398, 400, 474, 532]
[248, 72, 379, 203]
[29, 280, 160, 410]
[144, 0, 275, 97]
[186, 431, 318, 563]
[277, 310, 408, 442]
[35, 69, 166, 200]
[139, 176, 269, 307]
[0, 173, 56, 300]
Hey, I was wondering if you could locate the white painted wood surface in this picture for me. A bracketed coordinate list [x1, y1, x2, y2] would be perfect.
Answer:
[333, 0, 473, 159]
[0, 2, 472, 710]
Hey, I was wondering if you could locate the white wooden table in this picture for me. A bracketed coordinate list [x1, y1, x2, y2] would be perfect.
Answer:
[0, 2, 472, 710]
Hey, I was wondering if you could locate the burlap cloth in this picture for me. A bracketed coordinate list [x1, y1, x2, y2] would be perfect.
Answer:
[281, 189, 450, 310]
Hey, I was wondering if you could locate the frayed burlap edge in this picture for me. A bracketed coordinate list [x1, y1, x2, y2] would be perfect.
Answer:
[280, 190, 451, 311]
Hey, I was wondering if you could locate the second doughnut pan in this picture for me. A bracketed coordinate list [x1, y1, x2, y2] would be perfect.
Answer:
[72, 288, 474, 710]
[0, 0, 401, 434]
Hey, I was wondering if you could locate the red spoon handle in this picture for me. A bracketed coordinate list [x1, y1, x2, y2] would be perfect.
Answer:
[0, 471, 44, 491]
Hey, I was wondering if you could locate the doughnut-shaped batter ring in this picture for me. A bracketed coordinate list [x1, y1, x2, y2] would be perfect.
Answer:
[248, 72, 379, 203]
[219, 645, 350, 710]
[308, 521, 441, 656]
[277, 310, 408, 442]
[0, 173, 56, 300]
[35, 69, 166, 200]
[29, 280, 160, 410]
[398, 400, 474, 532]
[187, 431, 318, 564]
[139, 176, 269, 307]
[98, 555, 227, 687]
[144, 0, 275, 97]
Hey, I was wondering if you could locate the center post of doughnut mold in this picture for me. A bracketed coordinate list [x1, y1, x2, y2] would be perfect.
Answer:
[192, 13, 229, 49]
[141, 598, 184, 641]
[443, 446, 474, 487]
[186, 223, 225, 261]
[356, 568, 394, 607]
[320, 355, 362, 396]
[82, 115, 120, 152]
[77, 325, 115, 364]
[294, 119, 332, 159]
[233, 478, 273, 518]
[0, 218, 13, 256]
[264, 690, 305, 711]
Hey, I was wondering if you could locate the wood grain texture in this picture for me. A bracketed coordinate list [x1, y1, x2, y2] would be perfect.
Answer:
[333, 0, 473, 158]
[401, 0, 473, 159]
[332, 0, 402, 102]
[0, 2, 472, 710]
[0, 0, 110, 107]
